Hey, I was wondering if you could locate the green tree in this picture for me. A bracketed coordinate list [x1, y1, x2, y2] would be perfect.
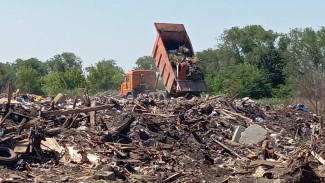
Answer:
[0, 63, 16, 92]
[213, 64, 271, 99]
[220, 25, 285, 87]
[46, 52, 82, 72]
[196, 49, 221, 75]
[62, 68, 86, 91]
[133, 56, 156, 71]
[41, 72, 66, 95]
[16, 66, 42, 94]
[86, 59, 124, 93]
[13, 58, 48, 76]
[281, 27, 325, 79]
[41, 68, 86, 95]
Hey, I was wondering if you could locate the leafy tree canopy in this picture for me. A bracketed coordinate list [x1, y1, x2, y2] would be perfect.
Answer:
[16, 66, 42, 94]
[133, 56, 156, 71]
[86, 59, 124, 94]
[13, 58, 48, 76]
[0, 63, 16, 92]
[46, 52, 82, 73]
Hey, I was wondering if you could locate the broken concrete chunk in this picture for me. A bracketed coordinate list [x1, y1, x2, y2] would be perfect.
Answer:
[93, 171, 115, 181]
[67, 146, 84, 163]
[239, 125, 267, 145]
[214, 157, 223, 164]
[87, 153, 99, 163]
[231, 126, 245, 143]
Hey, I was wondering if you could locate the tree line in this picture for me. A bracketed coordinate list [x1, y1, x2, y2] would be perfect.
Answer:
[0, 52, 124, 95]
[1, 25, 325, 99]
[197, 25, 325, 99]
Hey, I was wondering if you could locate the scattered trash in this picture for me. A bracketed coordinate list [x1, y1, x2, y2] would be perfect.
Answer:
[297, 103, 308, 112]
[0, 90, 323, 182]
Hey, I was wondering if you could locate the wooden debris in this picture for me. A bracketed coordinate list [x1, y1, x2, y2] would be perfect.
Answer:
[105, 143, 127, 158]
[89, 101, 96, 128]
[247, 153, 258, 160]
[41, 138, 64, 153]
[52, 93, 65, 105]
[312, 151, 325, 165]
[0, 108, 12, 127]
[212, 137, 244, 159]
[163, 172, 182, 183]
[40, 104, 114, 117]
[0, 92, 324, 182]
[216, 108, 253, 124]
[7, 82, 12, 105]
[14, 139, 29, 153]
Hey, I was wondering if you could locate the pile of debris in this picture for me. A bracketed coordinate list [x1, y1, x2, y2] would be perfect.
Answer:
[0, 91, 324, 182]
[167, 45, 204, 81]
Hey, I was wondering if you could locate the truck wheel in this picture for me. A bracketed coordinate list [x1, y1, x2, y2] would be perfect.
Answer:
[0, 147, 17, 166]
[126, 92, 135, 100]
[158, 92, 168, 101]
[148, 93, 156, 100]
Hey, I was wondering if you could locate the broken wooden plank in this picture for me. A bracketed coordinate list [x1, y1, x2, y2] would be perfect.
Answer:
[40, 104, 114, 118]
[163, 172, 182, 183]
[52, 93, 65, 105]
[7, 82, 12, 105]
[105, 143, 127, 158]
[0, 108, 12, 127]
[142, 113, 177, 117]
[72, 96, 78, 109]
[14, 139, 29, 153]
[90, 101, 96, 128]
[11, 111, 31, 120]
[216, 109, 253, 124]
[16, 118, 27, 134]
[41, 138, 64, 153]
[69, 113, 80, 128]
[192, 131, 204, 144]
[44, 127, 62, 137]
[5, 117, 40, 134]
[212, 137, 244, 159]
[312, 151, 325, 165]
[105, 142, 138, 150]
[110, 116, 135, 133]
[62, 116, 72, 128]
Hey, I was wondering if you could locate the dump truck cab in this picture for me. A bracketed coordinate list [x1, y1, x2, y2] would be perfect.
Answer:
[120, 70, 157, 98]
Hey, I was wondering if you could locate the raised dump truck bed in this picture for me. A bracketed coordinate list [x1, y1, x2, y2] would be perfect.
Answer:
[152, 23, 208, 95]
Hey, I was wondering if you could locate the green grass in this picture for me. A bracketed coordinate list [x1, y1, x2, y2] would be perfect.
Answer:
[255, 97, 289, 105]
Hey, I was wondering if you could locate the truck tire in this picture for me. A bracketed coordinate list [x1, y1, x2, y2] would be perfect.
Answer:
[0, 147, 17, 166]
[126, 92, 136, 100]
[148, 93, 156, 100]
[158, 92, 168, 101]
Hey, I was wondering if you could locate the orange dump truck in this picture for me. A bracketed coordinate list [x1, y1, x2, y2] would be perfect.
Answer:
[121, 23, 208, 99]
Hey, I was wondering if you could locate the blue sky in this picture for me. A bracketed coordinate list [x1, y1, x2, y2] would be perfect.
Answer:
[0, 0, 324, 72]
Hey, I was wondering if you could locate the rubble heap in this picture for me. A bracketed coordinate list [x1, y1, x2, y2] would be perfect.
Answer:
[0, 92, 324, 183]
[168, 45, 204, 81]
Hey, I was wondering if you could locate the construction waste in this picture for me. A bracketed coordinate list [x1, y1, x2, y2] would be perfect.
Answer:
[0, 91, 324, 183]
[168, 45, 204, 81]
